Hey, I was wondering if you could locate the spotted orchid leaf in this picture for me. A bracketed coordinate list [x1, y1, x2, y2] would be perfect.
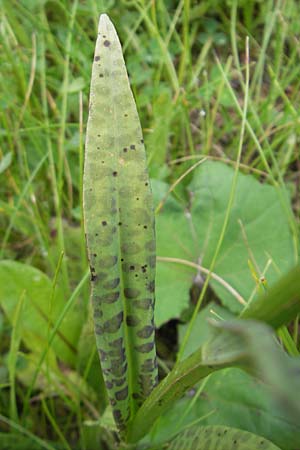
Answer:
[83, 14, 157, 434]
[167, 425, 281, 450]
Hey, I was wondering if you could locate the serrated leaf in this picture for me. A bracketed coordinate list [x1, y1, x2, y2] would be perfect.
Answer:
[167, 425, 281, 450]
[83, 14, 157, 433]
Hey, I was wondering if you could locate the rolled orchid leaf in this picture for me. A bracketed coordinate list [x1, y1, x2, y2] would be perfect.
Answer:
[83, 14, 158, 433]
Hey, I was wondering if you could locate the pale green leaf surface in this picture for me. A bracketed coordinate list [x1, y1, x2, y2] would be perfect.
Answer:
[167, 424, 281, 450]
[0, 261, 81, 366]
[83, 14, 157, 432]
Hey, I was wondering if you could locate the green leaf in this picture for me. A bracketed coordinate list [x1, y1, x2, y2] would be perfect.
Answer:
[240, 264, 300, 327]
[0, 261, 81, 366]
[145, 369, 299, 450]
[167, 425, 281, 450]
[128, 301, 300, 443]
[205, 319, 300, 421]
[153, 161, 295, 325]
[152, 179, 192, 327]
[83, 14, 157, 433]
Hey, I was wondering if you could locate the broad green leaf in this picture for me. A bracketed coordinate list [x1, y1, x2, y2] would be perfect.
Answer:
[167, 425, 281, 450]
[127, 310, 300, 442]
[83, 14, 157, 433]
[144, 369, 299, 450]
[153, 161, 295, 325]
[0, 261, 81, 366]
[152, 179, 192, 327]
[204, 319, 300, 421]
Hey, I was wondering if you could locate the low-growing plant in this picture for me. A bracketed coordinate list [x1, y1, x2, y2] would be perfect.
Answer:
[82, 14, 300, 450]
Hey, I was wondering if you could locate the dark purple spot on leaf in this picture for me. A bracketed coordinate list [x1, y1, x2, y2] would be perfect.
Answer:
[103, 311, 123, 333]
[103, 278, 120, 289]
[126, 315, 140, 326]
[115, 386, 128, 401]
[124, 287, 140, 299]
[100, 291, 120, 303]
[113, 377, 126, 387]
[137, 326, 154, 339]
[135, 342, 155, 353]
[133, 298, 153, 310]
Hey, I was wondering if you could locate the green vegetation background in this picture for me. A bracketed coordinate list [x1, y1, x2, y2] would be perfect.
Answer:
[1, 0, 300, 449]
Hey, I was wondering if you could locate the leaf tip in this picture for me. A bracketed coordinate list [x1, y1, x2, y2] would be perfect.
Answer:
[98, 13, 112, 32]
